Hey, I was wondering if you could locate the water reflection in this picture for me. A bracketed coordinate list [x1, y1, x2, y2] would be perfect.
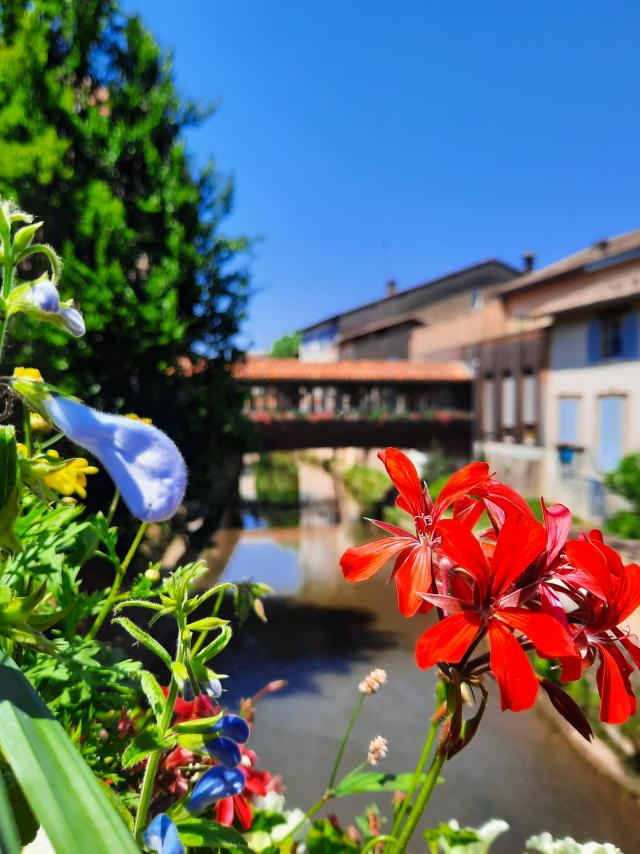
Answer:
[197, 453, 639, 853]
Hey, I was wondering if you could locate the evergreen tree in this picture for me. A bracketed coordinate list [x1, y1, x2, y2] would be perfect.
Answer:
[0, 0, 250, 498]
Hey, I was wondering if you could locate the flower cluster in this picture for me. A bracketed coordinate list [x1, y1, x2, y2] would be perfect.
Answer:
[358, 667, 387, 694]
[340, 448, 640, 725]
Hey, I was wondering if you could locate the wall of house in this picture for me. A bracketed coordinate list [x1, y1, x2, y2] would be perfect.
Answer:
[339, 324, 412, 360]
[543, 309, 640, 519]
[410, 297, 509, 360]
[300, 321, 339, 362]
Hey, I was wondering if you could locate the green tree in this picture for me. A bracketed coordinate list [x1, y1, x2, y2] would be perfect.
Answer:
[0, 0, 250, 499]
[269, 330, 301, 358]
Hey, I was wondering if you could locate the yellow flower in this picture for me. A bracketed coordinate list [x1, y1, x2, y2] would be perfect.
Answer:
[13, 367, 44, 383]
[42, 450, 99, 500]
[125, 412, 152, 425]
[30, 412, 53, 432]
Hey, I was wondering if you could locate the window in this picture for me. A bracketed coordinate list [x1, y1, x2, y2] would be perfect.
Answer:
[522, 370, 536, 426]
[598, 395, 624, 472]
[558, 397, 579, 445]
[501, 372, 516, 429]
[587, 311, 639, 362]
[483, 375, 496, 436]
[602, 315, 624, 359]
[470, 288, 484, 311]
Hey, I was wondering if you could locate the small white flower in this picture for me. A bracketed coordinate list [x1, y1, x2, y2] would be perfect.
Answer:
[41, 395, 186, 522]
[252, 789, 286, 814]
[526, 833, 622, 854]
[359, 667, 387, 694]
[8, 278, 85, 337]
[367, 735, 388, 765]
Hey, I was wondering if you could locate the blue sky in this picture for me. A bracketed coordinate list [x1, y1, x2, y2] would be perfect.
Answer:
[122, 1, 640, 351]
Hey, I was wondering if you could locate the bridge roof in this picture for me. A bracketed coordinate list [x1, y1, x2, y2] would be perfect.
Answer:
[232, 357, 471, 384]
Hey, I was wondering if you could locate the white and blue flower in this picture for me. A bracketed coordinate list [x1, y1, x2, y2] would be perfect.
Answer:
[143, 813, 184, 854]
[12, 381, 187, 522]
[7, 277, 85, 337]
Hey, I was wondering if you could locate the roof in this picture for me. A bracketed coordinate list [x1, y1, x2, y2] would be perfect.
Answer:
[232, 357, 471, 384]
[498, 228, 640, 296]
[300, 259, 519, 333]
[337, 312, 424, 344]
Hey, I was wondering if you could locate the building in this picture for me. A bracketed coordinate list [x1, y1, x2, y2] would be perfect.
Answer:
[299, 260, 519, 362]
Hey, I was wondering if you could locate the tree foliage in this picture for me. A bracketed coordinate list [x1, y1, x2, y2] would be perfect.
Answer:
[0, 0, 250, 497]
[269, 331, 300, 358]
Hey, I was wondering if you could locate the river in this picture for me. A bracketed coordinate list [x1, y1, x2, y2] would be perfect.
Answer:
[196, 454, 640, 853]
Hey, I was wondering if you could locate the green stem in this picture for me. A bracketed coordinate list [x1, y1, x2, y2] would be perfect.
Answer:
[106, 489, 120, 526]
[134, 630, 183, 838]
[87, 520, 148, 640]
[191, 589, 225, 657]
[328, 692, 364, 789]
[279, 791, 330, 844]
[0, 236, 13, 363]
[391, 750, 445, 854]
[388, 713, 439, 842]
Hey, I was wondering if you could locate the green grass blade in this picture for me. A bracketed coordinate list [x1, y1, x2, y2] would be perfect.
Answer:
[0, 769, 20, 854]
[0, 652, 138, 854]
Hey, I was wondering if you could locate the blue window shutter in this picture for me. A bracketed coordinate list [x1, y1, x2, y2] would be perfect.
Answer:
[587, 318, 602, 363]
[621, 311, 639, 359]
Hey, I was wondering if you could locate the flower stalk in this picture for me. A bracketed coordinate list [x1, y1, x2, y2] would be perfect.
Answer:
[88, 520, 148, 640]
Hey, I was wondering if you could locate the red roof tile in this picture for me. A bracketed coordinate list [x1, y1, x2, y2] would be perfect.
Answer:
[232, 357, 471, 383]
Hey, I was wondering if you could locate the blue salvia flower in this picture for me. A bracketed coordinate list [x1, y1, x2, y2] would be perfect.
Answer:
[143, 813, 185, 854]
[8, 278, 85, 337]
[187, 766, 246, 814]
[12, 382, 187, 522]
[205, 735, 242, 767]
[210, 714, 250, 744]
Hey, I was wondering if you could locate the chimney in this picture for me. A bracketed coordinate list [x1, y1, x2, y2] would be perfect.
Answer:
[595, 238, 609, 253]
[521, 251, 535, 273]
[386, 279, 397, 298]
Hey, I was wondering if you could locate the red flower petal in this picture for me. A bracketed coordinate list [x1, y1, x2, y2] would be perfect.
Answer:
[542, 501, 571, 566]
[415, 611, 482, 669]
[596, 643, 637, 724]
[433, 462, 490, 521]
[437, 518, 491, 599]
[234, 794, 253, 831]
[215, 796, 235, 826]
[495, 607, 576, 658]
[491, 515, 546, 597]
[377, 448, 427, 518]
[565, 539, 612, 601]
[488, 619, 539, 712]
[612, 562, 640, 625]
[394, 543, 432, 617]
[340, 536, 413, 582]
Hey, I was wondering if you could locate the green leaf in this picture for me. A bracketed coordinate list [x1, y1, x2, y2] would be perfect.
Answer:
[424, 822, 480, 851]
[12, 222, 42, 254]
[0, 651, 138, 853]
[112, 616, 171, 669]
[175, 817, 252, 851]
[139, 670, 165, 724]
[334, 769, 424, 797]
[307, 819, 359, 853]
[192, 625, 233, 664]
[0, 770, 21, 854]
[121, 725, 176, 768]
[173, 712, 223, 734]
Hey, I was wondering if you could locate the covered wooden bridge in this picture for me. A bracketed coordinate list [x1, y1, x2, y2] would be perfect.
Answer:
[232, 357, 473, 452]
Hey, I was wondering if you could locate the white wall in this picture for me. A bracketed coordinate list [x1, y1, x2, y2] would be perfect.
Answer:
[543, 322, 640, 518]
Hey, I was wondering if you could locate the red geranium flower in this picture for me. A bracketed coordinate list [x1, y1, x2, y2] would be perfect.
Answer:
[340, 448, 491, 616]
[561, 531, 640, 724]
[214, 745, 279, 832]
[415, 515, 577, 711]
